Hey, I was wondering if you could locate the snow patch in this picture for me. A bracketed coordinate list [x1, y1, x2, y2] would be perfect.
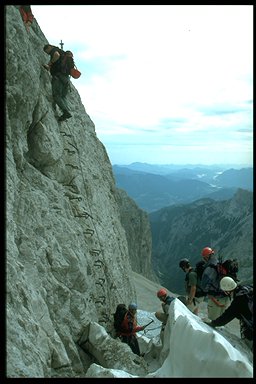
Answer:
[83, 300, 253, 378]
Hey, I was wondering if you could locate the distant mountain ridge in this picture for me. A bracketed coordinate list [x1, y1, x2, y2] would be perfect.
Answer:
[149, 188, 253, 294]
[113, 164, 253, 212]
[114, 162, 252, 174]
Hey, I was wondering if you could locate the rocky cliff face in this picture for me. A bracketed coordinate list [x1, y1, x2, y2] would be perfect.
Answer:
[6, 6, 153, 377]
[116, 189, 158, 282]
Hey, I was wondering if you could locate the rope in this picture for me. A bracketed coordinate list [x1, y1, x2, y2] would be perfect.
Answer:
[208, 295, 226, 307]
[144, 325, 162, 333]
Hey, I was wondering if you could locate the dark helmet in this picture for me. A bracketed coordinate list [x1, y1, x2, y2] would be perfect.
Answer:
[179, 258, 190, 269]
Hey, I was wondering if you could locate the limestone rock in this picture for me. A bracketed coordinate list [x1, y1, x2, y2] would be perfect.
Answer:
[6, 5, 141, 377]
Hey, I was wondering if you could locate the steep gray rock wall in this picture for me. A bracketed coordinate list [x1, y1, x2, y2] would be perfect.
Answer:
[6, 6, 138, 377]
[116, 189, 158, 282]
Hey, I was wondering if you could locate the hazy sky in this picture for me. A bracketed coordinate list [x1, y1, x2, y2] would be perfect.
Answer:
[32, 5, 253, 166]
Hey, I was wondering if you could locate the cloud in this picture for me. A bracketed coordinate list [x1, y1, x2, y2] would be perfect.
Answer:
[33, 5, 253, 165]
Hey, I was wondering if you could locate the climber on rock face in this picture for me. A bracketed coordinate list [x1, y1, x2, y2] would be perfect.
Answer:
[43, 44, 72, 122]
[19, 5, 34, 32]
[155, 288, 175, 344]
[117, 303, 146, 356]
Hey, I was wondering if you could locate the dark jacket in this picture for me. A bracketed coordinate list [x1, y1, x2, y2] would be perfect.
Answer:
[48, 47, 65, 76]
[211, 285, 253, 341]
[162, 295, 175, 314]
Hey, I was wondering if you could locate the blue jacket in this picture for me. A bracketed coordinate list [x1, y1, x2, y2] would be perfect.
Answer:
[200, 255, 225, 297]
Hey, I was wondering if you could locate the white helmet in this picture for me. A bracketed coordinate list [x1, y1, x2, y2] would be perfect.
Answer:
[220, 276, 237, 291]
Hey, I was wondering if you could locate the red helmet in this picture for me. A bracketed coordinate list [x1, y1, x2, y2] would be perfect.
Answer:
[201, 247, 214, 257]
[157, 288, 167, 298]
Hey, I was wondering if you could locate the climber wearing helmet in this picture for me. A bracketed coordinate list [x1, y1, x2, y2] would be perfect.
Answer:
[156, 288, 174, 322]
[155, 288, 175, 344]
[179, 258, 204, 316]
[200, 246, 230, 320]
[43, 44, 72, 122]
[19, 5, 34, 32]
[118, 302, 145, 356]
[201, 247, 215, 259]
[204, 277, 253, 351]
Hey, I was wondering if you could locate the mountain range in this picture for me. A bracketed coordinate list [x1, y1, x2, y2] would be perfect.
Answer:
[149, 188, 253, 293]
[113, 163, 253, 212]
